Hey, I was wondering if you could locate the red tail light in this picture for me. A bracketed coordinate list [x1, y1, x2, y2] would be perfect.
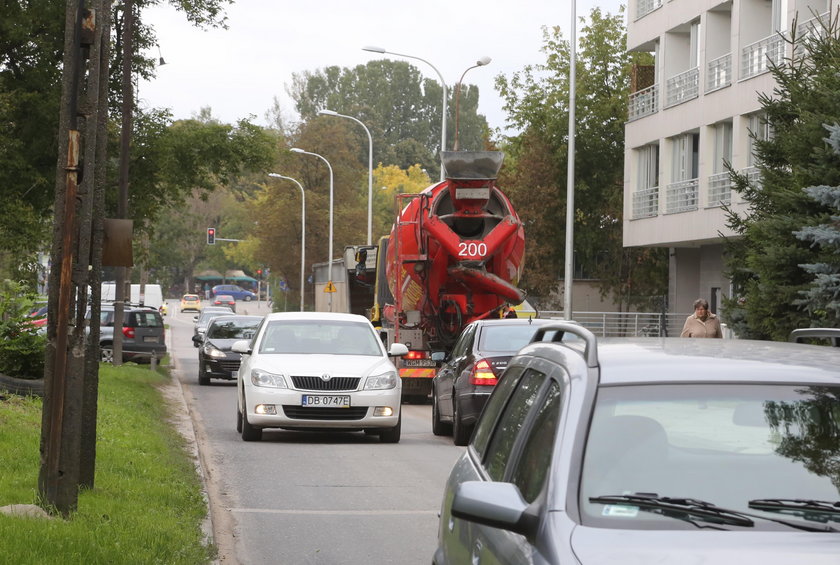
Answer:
[404, 350, 426, 360]
[122, 326, 135, 339]
[469, 359, 498, 386]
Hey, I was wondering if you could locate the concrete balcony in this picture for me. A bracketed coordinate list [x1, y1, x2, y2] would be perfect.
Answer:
[629, 84, 659, 121]
[706, 53, 732, 93]
[632, 186, 660, 219]
[741, 34, 784, 79]
[665, 67, 699, 108]
[707, 172, 732, 207]
[665, 178, 699, 214]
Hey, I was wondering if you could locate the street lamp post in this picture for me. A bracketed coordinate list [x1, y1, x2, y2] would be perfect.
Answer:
[317, 109, 373, 245]
[453, 56, 491, 151]
[290, 148, 334, 311]
[363, 45, 447, 181]
[564, 1, 577, 321]
[267, 173, 305, 311]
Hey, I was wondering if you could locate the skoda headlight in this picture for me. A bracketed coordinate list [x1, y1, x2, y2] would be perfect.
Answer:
[364, 370, 398, 390]
[250, 368, 287, 388]
[202, 343, 226, 359]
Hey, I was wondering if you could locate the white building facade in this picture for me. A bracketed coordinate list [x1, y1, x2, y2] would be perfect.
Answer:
[623, 0, 831, 315]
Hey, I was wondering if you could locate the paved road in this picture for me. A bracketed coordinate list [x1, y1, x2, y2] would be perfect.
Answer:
[164, 300, 464, 564]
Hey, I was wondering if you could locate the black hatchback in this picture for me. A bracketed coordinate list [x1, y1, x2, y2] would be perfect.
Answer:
[431, 318, 564, 445]
[193, 315, 262, 385]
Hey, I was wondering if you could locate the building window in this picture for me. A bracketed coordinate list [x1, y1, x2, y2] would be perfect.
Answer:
[633, 144, 660, 218]
[666, 133, 699, 213]
[708, 122, 733, 207]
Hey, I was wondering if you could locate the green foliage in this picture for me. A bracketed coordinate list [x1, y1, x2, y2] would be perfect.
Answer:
[290, 60, 490, 178]
[496, 7, 667, 306]
[723, 18, 840, 339]
[793, 124, 840, 322]
[0, 280, 45, 379]
[0, 364, 213, 564]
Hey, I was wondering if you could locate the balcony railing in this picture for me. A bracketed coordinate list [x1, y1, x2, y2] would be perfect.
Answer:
[632, 186, 659, 219]
[635, 0, 663, 20]
[706, 53, 731, 92]
[628, 84, 659, 121]
[741, 34, 784, 79]
[795, 12, 829, 56]
[665, 67, 699, 108]
[665, 178, 699, 214]
[707, 172, 732, 206]
[742, 166, 762, 189]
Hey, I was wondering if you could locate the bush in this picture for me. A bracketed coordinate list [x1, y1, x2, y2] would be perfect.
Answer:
[0, 279, 46, 379]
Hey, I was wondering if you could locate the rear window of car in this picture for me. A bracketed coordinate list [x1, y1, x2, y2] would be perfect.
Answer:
[130, 311, 163, 328]
[479, 324, 560, 353]
[207, 319, 260, 340]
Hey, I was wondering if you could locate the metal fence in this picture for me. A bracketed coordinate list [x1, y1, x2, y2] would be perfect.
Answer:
[539, 311, 690, 338]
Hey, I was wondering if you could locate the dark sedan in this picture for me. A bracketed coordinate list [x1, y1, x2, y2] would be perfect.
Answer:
[193, 315, 262, 385]
[431, 318, 564, 445]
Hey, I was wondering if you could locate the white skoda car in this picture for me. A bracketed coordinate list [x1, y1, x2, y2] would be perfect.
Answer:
[233, 312, 408, 443]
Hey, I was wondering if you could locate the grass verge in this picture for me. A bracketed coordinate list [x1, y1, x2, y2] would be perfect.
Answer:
[0, 363, 214, 564]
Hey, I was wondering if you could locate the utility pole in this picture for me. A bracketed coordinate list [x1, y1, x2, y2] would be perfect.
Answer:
[40, 0, 111, 515]
[113, 0, 135, 366]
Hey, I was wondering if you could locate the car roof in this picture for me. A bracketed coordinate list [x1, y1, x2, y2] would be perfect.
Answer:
[263, 311, 372, 324]
[472, 318, 561, 327]
[208, 315, 262, 325]
[518, 335, 840, 386]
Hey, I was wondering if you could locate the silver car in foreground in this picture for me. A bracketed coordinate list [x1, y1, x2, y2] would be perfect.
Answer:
[435, 323, 840, 564]
[233, 312, 408, 443]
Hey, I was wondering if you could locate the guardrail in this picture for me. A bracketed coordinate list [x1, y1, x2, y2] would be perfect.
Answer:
[539, 311, 690, 338]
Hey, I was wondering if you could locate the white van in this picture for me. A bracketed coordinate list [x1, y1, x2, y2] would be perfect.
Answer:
[101, 283, 164, 310]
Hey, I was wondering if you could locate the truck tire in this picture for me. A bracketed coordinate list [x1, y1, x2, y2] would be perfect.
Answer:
[452, 400, 471, 446]
[379, 413, 401, 443]
[432, 394, 451, 436]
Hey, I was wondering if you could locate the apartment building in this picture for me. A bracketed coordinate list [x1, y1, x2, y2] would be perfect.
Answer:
[623, 0, 831, 316]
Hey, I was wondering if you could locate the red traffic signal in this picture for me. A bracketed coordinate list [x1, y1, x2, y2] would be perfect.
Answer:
[207, 227, 216, 245]
[256, 269, 263, 277]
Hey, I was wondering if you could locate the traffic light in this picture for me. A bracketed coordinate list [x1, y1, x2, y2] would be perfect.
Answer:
[207, 227, 216, 245]
[256, 269, 263, 278]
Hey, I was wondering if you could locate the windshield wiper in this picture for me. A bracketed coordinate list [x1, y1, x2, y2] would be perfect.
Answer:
[590, 494, 838, 532]
[749, 499, 840, 523]
[589, 494, 754, 528]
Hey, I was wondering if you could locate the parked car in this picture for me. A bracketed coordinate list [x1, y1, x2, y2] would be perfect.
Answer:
[193, 307, 235, 346]
[180, 293, 202, 313]
[434, 323, 840, 564]
[212, 294, 237, 312]
[431, 318, 569, 445]
[211, 284, 256, 301]
[233, 312, 408, 442]
[89, 305, 167, 364]
[192, 315, 262, 385]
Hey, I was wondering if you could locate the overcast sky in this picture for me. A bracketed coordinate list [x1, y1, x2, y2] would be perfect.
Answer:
[138, 0, 625, 136]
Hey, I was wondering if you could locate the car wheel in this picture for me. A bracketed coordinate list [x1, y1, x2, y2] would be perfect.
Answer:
[452, 399, 471, 446]
[244, 295, 252, 302]
[100, 343, 115, 364]
[198, 361, 210, 386]
[432, 393, 451, 436]
[240, 400, 262, 442]
[379, 412, 401, 443]
[236, 406, 243, 433]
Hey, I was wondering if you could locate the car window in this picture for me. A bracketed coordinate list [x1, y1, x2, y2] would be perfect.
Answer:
[207, 319, 260, 340]
[450, 323, 476, 358]
[471, 365, 526, 459]
[479, 325, 558, 353]
[259, 321, 382, 356]
[580, 383, 840, 528]
[508, 381, 563, 503]
[482, 368, 549, 482]
[134, 311, 163, 327]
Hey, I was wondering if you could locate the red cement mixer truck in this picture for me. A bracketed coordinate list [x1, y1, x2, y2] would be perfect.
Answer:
[364, 151, 527, 401]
